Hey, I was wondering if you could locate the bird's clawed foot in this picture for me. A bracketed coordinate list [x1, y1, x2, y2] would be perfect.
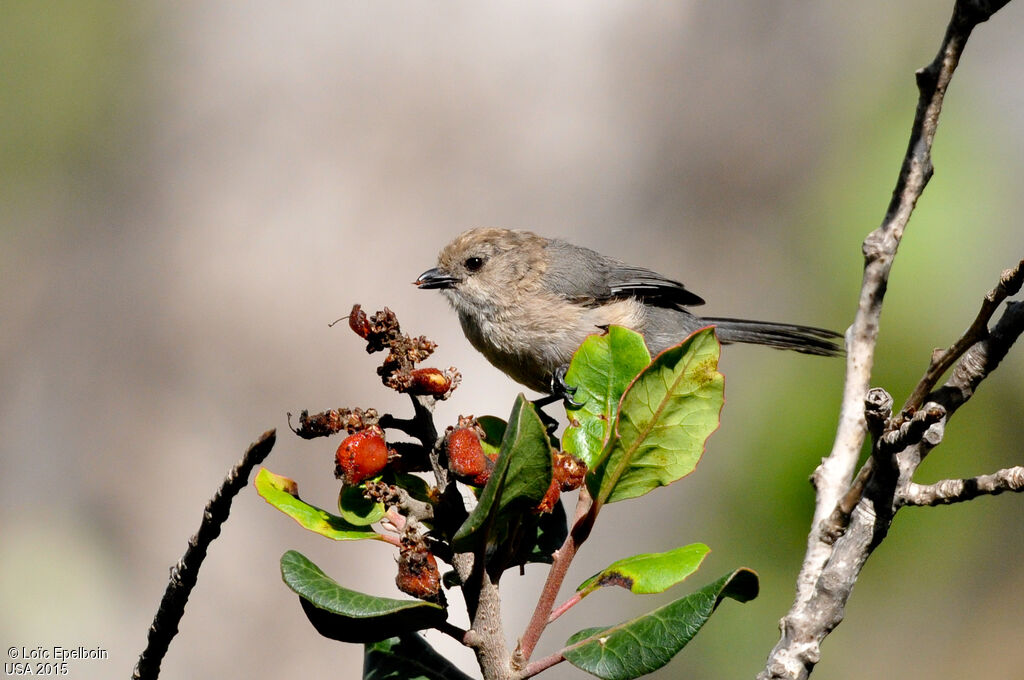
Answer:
[530, 366, 584, 434]
[551, 365, 584, 409]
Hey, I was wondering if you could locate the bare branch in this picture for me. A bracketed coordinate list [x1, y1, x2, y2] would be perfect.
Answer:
[133, 430, 276, 680]
[903, 258, 1024, 413]
[899, 466, 1024, 507]
[455, 549, 513, 680]
[760, 2, 1017, 677]
[922, 301, 1024, 416]
[877, 403, 947, 458]
[796, 0, 980, 615]
[761, 297, 1024, 680]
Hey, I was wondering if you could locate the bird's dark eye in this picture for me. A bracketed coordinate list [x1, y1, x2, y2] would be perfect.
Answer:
[464, 256, 485, 272]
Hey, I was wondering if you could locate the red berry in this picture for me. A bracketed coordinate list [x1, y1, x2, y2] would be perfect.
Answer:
[446, 428, 492, 486]
[335, 427, 389, 484]
[396, 546, 442, 603]
[407, 367, 453, 397]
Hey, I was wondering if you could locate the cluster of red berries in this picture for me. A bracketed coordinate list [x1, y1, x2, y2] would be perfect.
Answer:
[334, 419, 586, 504]
[444, 419, 586, 512]
[332, 426, 443, 600]
[320, 306, 587, 604]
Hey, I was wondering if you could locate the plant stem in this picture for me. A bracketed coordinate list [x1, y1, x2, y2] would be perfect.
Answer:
[513, 488, 595, 668]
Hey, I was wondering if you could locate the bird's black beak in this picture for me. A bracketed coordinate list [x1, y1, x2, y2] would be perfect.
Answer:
[414, 267, 460, 290]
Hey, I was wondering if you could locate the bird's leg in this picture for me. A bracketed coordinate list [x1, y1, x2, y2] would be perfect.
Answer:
[531, 399, 561, 435]
[529, 366, 583, 435]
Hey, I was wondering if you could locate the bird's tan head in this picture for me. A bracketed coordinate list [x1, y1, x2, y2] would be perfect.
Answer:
[415, 228, 547, 316]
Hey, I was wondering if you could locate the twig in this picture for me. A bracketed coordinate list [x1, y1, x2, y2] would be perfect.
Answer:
[517, 649, 567, 679]
[820, 400, 946, 542]
[760, 3, 1015, 678]
[820, 460, 874, 544]
[796, 0, 970, 611]
[898, 466, 1024, 506]
[885, 302, 1024, 492]
[876, 403, 947, 459]
[922, 300, 1024, 413]
[436, 620, 472, 643]
[903, 258, 1024, 413]
[381, 394, 440, 450]
[133, 429, 276, 680]
[547, 592, 583, 624]
[456, 549, 513, 680]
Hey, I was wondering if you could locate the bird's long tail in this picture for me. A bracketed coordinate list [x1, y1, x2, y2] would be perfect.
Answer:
[703, 317, 844, 357]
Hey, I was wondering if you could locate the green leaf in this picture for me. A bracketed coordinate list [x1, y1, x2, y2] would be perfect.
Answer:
[520, 497, 568, 565]
[590, 327, 724, 504]
[338, 484, 386, 526]
[256, 468, 380, 540]
[364, 635, 476, 680]
[564, 568, 759, 680]
[489, 496, 568, 571]
[480, 494, 567, 574]
[388, 472, 435, 504]
[563, 326, 652, 469]
[452, 395, 552, 550]
[281, 550, 445, 643]
[577, 543, 710, 596]
[476, 415, 507, 458]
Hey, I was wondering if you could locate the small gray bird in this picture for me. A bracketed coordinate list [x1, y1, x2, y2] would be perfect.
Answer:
[415, 228, 842, 395]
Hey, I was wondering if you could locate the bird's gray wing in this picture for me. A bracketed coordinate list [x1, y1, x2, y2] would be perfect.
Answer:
[541, 239, 705, 308]
[604, 264, 705, 307]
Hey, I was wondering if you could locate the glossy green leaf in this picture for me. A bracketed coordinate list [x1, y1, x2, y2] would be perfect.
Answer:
[256, 468, 380, 540]
[577, 543, 710, 595]
[281, 550, 445, 643]
[563, 326, 651, 468]
[564, 568, 759, 680]
[452, 395, 552, 550]
[338, 484, 386, 526]
[590, 328, 724, 504]
[364, 635, 475, 680]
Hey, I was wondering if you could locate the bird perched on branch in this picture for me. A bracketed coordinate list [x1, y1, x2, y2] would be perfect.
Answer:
[415, 228, 842, 396]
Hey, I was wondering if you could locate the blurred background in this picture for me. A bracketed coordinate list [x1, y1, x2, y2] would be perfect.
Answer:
[2, 2, 1023, 678]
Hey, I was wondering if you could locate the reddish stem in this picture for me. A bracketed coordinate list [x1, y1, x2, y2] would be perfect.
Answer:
[517, 650, 567, 679]
[514, 489, 596, 668]
[547, 592, 583, 624]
